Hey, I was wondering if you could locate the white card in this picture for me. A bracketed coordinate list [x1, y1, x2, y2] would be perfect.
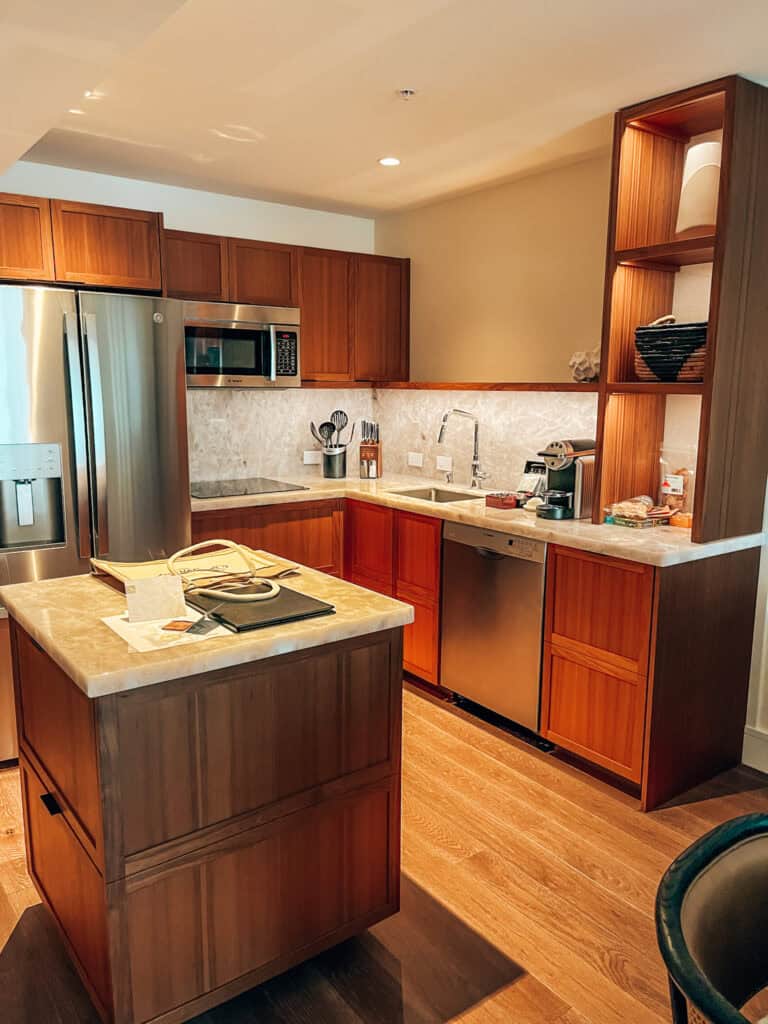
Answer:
[125, 576, 187, 623]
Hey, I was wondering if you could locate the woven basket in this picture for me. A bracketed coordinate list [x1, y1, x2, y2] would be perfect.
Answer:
[634, 316, 707, 382]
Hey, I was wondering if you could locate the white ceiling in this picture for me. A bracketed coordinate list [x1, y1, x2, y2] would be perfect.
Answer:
[17, 0, 768, 216]
[0, 0, 185, 175]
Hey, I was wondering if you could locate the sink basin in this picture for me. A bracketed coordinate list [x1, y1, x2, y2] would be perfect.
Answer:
[391, 487, 482, 503]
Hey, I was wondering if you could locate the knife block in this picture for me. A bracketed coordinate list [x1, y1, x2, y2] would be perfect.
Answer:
[359, 442, 382, 479]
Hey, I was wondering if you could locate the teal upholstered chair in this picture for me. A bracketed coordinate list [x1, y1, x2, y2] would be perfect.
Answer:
[656, 813, 768, 1024]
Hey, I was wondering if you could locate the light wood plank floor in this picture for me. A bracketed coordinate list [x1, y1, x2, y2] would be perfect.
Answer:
[2, 684, 768, 1023]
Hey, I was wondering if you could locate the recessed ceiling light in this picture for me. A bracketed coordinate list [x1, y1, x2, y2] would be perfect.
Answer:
[68, 108, 86, 115]
[379, 156, 401, 167]
[83, 89, 105, 100]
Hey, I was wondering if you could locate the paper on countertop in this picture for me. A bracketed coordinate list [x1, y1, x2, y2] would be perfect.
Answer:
[102, 608, 229, 653]
[125, 576, 187, 623]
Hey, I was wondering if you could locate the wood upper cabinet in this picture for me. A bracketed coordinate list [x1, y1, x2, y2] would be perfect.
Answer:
[298, 247, 354, 380]
[228, 237, 298, 306]
[353, 254, 410, 381]
[51, 200, 162, 290]
[0, 193, 55, 281]
[164, 229, 229, 300]
[541, 546, 654, 784]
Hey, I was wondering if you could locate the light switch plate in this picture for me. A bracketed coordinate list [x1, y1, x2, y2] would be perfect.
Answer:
[303, 450, 322, 465]
[407, 451, 424, 468]
[436, 455, 453, 471]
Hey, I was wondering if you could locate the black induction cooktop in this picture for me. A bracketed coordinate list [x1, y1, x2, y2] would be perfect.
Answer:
[190, 477, 309, 499]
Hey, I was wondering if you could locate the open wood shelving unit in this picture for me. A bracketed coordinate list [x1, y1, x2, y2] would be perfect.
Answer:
[593, 75, 768, 543]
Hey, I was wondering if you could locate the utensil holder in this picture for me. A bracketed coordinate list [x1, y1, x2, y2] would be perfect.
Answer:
[322, 447, 347, 479]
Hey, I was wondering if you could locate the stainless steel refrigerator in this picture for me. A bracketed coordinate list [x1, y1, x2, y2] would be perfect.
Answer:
[0, 285, 191, 757]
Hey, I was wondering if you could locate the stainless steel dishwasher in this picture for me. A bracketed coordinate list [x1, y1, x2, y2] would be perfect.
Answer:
[440, 522, 546, 731]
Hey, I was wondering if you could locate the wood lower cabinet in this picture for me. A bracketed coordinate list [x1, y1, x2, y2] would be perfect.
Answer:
[541, 544, 761, 807]
[0, 193, 55, 281]
[228, 237, 298, 306]
[163, 229, 229, 300]
[344, 499, 395, 595]
[353, 254, 410, 381]
[11, 620, 402, 1024]
[298, 247, 354, 380]
[344, 500, 441, 683]
[0, 617, 16, 759]
[192, 499, 343, 576]
[51, 200, 162, 290]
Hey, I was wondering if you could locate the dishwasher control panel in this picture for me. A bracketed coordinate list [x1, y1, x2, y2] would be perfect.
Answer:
[442, 521, 546, 563]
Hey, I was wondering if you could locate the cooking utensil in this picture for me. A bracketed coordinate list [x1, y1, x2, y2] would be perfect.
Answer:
[310, 421, 324, 444]
[330, 409, 348, 445]
[318, 421, 336, 445]
[339, 422, 355, 446]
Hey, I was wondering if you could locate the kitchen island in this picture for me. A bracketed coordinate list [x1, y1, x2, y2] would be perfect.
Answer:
[1, 565, 412, 1024]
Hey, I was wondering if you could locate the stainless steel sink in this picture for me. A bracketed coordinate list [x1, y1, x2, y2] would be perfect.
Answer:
[391, 487, 482, 503]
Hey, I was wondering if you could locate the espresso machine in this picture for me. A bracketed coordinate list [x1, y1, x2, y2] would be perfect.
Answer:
[535, 439, 596, 519]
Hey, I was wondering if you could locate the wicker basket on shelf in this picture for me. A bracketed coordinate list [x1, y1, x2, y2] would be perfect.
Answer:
[634, 316, 707, 382]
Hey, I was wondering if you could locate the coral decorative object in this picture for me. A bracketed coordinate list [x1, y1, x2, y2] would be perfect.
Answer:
[569, 345, 601, 383]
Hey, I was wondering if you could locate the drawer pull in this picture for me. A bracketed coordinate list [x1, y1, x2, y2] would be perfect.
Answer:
[40, 792, 63, 816]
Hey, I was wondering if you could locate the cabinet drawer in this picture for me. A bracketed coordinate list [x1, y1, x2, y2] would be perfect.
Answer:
[547, 545, 654, 675]
[123, 781, 396, 1023]
[21, 760, 112, 1014]
[543, 648, 646, 782]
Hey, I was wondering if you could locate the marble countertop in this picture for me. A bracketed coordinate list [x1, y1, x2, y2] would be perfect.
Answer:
[191, 474, 765, 568]
[0, 563, 414, 699]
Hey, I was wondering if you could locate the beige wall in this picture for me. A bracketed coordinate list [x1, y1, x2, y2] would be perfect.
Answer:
[375, 153, 611, 382]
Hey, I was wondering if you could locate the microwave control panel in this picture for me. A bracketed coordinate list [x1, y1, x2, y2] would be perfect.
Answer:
[275, 331, 298, 377]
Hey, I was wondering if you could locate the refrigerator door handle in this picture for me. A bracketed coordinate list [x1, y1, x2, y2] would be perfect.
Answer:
[83, 313, 110, 557]
[64, 312, 91, 559]
[269, 324, 277, 382]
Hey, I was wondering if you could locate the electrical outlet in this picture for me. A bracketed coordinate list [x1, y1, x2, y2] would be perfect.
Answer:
[407, 451, 424, 468]
[303, 450, 322, 465]
[436, 455, 453, 472]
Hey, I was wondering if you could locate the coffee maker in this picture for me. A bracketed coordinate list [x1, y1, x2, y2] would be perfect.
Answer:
[535, 439, 596, 520]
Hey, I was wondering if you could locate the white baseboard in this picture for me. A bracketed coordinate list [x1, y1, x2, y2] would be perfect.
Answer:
[742, 726, 768, 774]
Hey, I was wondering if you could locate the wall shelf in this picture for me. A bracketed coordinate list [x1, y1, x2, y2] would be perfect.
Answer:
[607, 381, 704, 395]
[616, 235, 716, 269]
[373, 381, 599, 392]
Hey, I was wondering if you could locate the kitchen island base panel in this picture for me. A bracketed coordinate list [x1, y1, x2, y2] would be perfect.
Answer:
[10, 620, 403, 1024]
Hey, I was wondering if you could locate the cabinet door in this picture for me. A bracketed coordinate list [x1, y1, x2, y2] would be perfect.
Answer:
[51, 200, 162, 290]
[228, 237, 298, 306]
[21, 761, 112, 1015]
[0, 618, 16, 759]
[353, 254, 409, 381]
[164, 229, 229, 300]
[298, 247, 354, 380]
[0, 192, 55, 281]
[192, 500, 343, 575]
[394, 511, 441, 684]
[344, 499, 394, 595]
[543, 649, 646, 782]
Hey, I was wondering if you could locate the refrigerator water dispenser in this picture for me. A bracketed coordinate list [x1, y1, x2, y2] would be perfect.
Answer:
[0, 443, 65, 549]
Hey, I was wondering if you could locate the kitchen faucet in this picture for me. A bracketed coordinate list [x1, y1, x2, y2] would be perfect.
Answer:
[437, 409, 488, 488]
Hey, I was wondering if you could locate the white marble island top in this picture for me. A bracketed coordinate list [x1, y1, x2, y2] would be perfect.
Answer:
[0, 562, 414, 699]
[192, 474, 765, 568]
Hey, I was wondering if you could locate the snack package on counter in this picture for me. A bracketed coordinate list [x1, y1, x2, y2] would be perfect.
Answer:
[605, 494, 672, 526]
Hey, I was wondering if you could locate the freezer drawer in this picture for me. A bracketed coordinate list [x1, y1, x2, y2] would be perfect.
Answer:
[440, 522, 546, 731]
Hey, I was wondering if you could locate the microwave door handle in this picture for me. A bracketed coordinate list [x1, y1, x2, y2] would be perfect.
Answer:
[269, 325, 277, 382]
[64, 312, 92, 559]
[83, 314, 110, 557]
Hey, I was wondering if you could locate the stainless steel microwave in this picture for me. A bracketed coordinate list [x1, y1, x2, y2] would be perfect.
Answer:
[183, 301, 301, 388]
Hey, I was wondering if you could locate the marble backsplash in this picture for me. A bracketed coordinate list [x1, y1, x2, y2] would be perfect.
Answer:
[187, 387, 599, 490]
[372, 390, 599, 489]
[187, 388, 374, 482]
